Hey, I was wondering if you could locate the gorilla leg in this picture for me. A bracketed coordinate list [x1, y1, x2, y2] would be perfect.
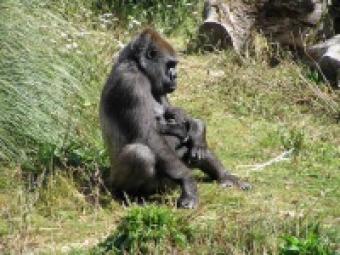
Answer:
[111, 143, 197, 205]
[188, 150, 251, 190]
[111, 143, 157, 194]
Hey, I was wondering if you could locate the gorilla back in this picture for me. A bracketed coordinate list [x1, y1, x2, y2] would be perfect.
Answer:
[99, 29, 198, 208]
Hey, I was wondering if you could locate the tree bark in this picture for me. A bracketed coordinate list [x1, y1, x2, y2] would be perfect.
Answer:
[199, 0, 333, 52]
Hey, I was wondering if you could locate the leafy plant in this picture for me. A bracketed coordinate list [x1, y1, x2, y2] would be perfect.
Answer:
[94, 205, 194, 254]
[279, 128, 305, 155]
[280, 225, 335, 255]
[306, 69, 323, 85]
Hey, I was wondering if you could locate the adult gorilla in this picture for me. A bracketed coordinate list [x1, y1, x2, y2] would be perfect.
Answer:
[100, 29, 250, 209]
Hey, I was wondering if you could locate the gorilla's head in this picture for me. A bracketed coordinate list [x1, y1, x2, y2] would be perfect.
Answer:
[122, 29, 178, 96]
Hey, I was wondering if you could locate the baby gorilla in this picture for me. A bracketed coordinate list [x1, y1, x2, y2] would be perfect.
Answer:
[155, 106, 206, 161]
[156, 105, 251, 190]
[156, 106, 189, 145]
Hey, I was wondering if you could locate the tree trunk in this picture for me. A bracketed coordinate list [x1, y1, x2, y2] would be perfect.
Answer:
[199, 0, 333, 53]
[199, 0, 258, 52]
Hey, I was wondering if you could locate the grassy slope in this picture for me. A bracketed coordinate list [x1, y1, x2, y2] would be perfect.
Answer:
[2, 53, 339, 254]
[0, 1, 339, 254]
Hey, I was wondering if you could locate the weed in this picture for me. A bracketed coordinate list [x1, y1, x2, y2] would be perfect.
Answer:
[279, 127, 305, 155]
[307, 69, 324, 85]
[280, 224, 335, 255]
[93, 205, 193, 254]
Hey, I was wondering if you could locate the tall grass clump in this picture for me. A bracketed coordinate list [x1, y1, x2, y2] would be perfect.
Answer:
[0, 0, 112, 166]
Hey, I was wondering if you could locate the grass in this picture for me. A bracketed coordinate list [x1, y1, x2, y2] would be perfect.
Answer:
[91, 205, 193, 254]
[0, 0, 112, 164]
[280, 226, 335, 255]
[94, 0, 201, 35]
[0, 0, 339, 254]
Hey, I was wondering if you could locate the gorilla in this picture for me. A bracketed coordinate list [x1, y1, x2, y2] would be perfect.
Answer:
[155, 106, 189, 143]
[100, 28, 251, 209]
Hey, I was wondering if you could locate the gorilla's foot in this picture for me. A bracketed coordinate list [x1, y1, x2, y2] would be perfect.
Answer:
[219, 179, 234, 188]
[219, 174, 252, 191]
[177, 195, 198, 209]
[238, 181, 252, 190]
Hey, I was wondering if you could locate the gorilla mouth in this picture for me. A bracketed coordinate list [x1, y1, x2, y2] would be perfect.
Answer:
[167, 83, 177, 93]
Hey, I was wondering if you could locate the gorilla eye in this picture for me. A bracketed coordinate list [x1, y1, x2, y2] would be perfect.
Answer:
[147, 49, 157, 59]
[167, 60, 177, 69]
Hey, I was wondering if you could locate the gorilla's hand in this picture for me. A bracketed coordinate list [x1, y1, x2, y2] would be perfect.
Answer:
[187, 118, 208, 162]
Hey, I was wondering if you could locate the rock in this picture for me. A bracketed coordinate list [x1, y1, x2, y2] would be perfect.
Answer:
[257, 0, 324, 48]
[307, 35, 340, 87]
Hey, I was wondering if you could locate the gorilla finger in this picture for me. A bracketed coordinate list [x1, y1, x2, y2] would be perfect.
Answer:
[196, 148, 201, 161]
[196, 148, 203, 161]
[220, 180, 234, 188]
[199, 148, 206, 160]
[239, 182, 252, 191]
[190, 149, 198, 160]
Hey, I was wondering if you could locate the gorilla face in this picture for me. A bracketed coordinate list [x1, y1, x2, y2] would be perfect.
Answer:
[137, 38, 178, 96]
[145, 47, 178, 95]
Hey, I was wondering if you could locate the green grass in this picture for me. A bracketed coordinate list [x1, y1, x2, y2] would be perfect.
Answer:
[94, 0, 201, 35]
[91, 205, 193, 254]
[0, 0, 339, 254]
[280, 235, 334, 255]
[0, 0, 115, 166]
[280, 224, 335, 255]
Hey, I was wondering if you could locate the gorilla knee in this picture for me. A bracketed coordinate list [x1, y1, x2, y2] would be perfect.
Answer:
[119, 143, 156, 178]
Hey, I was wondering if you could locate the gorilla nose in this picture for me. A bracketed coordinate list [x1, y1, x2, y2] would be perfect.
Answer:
[169, 68, 177, 81]
[170, 73, 177, 81]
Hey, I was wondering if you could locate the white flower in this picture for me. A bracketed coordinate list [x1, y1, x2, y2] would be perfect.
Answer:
[78, 30, 90, 37]
[102, 13, 113, 18]
[65, 42, 78, 50]
[60, 32, 68, 38]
